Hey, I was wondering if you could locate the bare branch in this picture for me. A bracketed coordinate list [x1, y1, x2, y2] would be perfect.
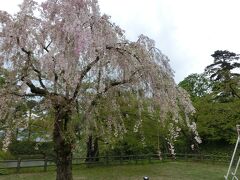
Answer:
[71, 56, 100, 100]
[25, 79, 47, 96]
[45, 41, 52, 50]
[16, 37, 48, 93]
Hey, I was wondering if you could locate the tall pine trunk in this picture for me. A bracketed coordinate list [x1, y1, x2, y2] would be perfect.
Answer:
[53, 101, 73, 180]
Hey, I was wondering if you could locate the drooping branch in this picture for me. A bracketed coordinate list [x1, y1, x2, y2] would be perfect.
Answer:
[82, 69, 140, 122]
[106, 45, 142, 63]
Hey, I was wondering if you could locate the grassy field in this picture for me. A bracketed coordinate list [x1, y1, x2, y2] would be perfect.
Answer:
[0, 161, 236, 180]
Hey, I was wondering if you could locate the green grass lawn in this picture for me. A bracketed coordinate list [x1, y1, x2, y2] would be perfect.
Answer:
[0, 161, 236, 180]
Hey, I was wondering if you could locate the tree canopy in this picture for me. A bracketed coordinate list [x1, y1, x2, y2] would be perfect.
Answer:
[205, 50, 240, 101]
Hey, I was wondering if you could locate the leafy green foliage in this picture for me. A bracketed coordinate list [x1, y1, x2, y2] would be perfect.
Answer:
[178, 73, 212, 99]
[179, 50, 240, 152]
[194, 96, 240, 144]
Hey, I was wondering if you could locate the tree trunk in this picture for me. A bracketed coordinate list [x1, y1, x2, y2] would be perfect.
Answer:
[86, 135, 99, 162]
[53, 102, 73, 180]
[28, 109, 32, 141]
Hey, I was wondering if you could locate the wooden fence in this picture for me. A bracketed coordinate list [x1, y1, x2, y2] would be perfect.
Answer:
[0, 153, 232, 173]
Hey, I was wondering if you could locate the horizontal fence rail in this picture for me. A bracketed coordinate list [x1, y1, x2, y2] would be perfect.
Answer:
[0, 153, 232, 173]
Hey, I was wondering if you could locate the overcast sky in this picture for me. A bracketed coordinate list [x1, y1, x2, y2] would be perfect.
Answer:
[1, 0, 240, 83]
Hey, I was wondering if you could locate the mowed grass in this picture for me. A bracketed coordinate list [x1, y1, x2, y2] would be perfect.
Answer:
[0, 161, 236, 180]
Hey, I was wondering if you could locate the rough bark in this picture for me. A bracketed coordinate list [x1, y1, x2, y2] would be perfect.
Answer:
[52, 98, 73, 180]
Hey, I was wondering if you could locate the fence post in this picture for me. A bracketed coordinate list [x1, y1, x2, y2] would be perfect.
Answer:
[44, 156, 48, 172]
[17, 157, 21, 173]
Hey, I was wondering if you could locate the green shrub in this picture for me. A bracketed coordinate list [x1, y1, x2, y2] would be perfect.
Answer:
[8, 140, 37, 155]
[8, 140, 54, 157]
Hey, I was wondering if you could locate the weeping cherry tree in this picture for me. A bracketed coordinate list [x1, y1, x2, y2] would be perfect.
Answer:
[0, 0, 201, 179]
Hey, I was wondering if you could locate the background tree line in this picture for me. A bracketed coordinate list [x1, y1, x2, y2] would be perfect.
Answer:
[179, 50, 240, 155]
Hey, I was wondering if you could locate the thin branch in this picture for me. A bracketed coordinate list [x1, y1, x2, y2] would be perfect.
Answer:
[31, 65, 47, 90]
[16, 37, 48, 95]
[71, 56, 100, 100]
[106, 45, 141, 63]
[45, 41, 52, 50]
[19, 43, 46, 89]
